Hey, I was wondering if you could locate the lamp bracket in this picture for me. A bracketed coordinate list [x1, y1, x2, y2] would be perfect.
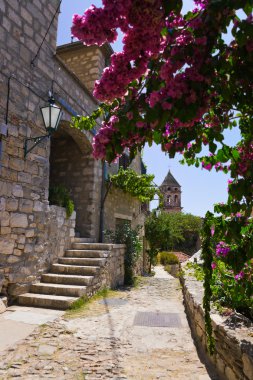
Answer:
[24, 134, 50, 158]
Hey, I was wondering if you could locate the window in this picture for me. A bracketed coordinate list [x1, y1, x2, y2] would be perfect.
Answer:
[115, 218, 131, 230]
[167, 187, 171, 190]
[119, 153, 130, 170]
[174, 195, 178, 204]
[167, 195, 171, 204]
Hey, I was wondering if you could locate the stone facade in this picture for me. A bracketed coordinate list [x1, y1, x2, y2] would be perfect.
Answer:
[104, 154, 147, 276]
[182, 272, 253, 380]
[0, 0, 146, 302]
[160, 170, 182, 213]
[57, 42, 113, 93]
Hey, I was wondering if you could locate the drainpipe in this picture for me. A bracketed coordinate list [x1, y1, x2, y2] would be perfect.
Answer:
[99, 162, 112, 243]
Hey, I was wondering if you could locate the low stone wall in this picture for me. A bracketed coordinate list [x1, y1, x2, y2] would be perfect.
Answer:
[45, 205, 76, 264]
[87, 244, 125, 296]
[182, 273, 253, 380]
[1, 205, 76, 299]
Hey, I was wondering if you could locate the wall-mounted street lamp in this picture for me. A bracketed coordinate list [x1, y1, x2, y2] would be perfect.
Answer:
[24, 93, 63, 157]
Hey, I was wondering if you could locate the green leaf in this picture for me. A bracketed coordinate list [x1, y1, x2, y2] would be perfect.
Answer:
[243, 3, 253, 16]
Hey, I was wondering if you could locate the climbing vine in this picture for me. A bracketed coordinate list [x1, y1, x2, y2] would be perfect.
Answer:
[109, 167, 162, 203]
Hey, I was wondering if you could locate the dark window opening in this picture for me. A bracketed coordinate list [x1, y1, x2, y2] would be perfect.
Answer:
[119, 153, 130, 170]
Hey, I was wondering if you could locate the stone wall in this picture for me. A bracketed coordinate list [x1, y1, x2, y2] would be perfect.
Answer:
[0, 0, 102, 298]
[56, 43, 113, 93]
[87, 244, 125, 296]
[182, 273, 253, 380]
[1, 204, 76, 298]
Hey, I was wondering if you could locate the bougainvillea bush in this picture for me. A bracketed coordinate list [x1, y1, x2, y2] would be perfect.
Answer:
[71, 0, 253, 350]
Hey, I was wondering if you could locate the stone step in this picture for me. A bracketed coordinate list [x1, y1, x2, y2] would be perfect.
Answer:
[65, 249, 109, 258]
[51, 263, 100, 276]
[42, 273, 94, 286]
[59, 257, 106, 266]
[74, 237, 96, 243]
[18, 293, 78, 310]
[30, 283, 87, 297]
[71, 243, 113, 251]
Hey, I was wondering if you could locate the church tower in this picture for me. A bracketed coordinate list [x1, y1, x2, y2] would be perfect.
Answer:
[159, 170, 182, 213]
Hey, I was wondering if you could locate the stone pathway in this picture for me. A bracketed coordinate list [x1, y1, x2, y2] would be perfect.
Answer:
[0, 267, 218, 379]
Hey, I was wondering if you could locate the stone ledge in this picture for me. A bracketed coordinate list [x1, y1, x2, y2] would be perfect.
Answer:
[181, 272, 253, 380]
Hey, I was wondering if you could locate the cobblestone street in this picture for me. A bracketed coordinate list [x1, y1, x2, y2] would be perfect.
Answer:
[0, 268, 217, 379]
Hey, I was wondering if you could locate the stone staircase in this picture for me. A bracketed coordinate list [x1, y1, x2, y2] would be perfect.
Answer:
[18, 238, 112, 310]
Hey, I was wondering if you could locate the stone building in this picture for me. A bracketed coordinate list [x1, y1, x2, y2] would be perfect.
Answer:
[0, 0, 146, 304]
[160, 170, 182, 213]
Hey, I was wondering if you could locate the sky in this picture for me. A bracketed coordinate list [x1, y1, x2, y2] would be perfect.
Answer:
[57, 1, 240, 217]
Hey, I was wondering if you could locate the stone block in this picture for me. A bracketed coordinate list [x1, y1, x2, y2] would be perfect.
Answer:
[0, 239, 14, 255]
[0, 198, 6, 211]
[0, 181, 12, 197]
[9, 157, 25, 172]
[7, 255, 20, 264]
[6, 198, 19, 211]
[33, 201, 44, 212]
[0, 211, 9, 227]
[242, 353, 253, 379]
[13, 249, 22, 256]
[19, 125, 31, 137]
[25, 229, 35, 238]
[20, 6, 33, 24]
[10, 213, 28, 228]
[19, 199, 33, 213]
[7, 124, 18, 137]
[18, 171, 32, 184]
[24, 244, 33, 253]
[17, 235, 25, 244]
[1, 227, 11, 235]
[35, 244, 44, 253]
[12, 184, 23, 197]
[31, 192, 40, 200]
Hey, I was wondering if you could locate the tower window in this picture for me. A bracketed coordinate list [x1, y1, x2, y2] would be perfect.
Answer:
[119, 153, 130, 170]
[167, 187, 171, 190]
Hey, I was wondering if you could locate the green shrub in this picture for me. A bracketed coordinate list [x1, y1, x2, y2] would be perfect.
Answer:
[49, 185, 74, 218]
[104, 223, 142, 286]
[159, 251, 179, 265]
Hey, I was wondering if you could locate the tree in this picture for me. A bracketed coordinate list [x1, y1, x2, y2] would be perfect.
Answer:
[71, 0, 253, 349]
[145, 211, 202, 253]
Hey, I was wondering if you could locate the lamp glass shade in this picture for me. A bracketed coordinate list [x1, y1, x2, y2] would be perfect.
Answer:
[41, 103, 62, 133]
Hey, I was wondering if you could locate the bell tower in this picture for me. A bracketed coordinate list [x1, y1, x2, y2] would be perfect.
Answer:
[159, 170, 182, 213]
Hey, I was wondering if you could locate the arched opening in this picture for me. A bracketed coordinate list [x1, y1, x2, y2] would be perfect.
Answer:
[167, 195, 171, 205]
[49, 123, 100, 238]
[174, 194, 178, 204]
